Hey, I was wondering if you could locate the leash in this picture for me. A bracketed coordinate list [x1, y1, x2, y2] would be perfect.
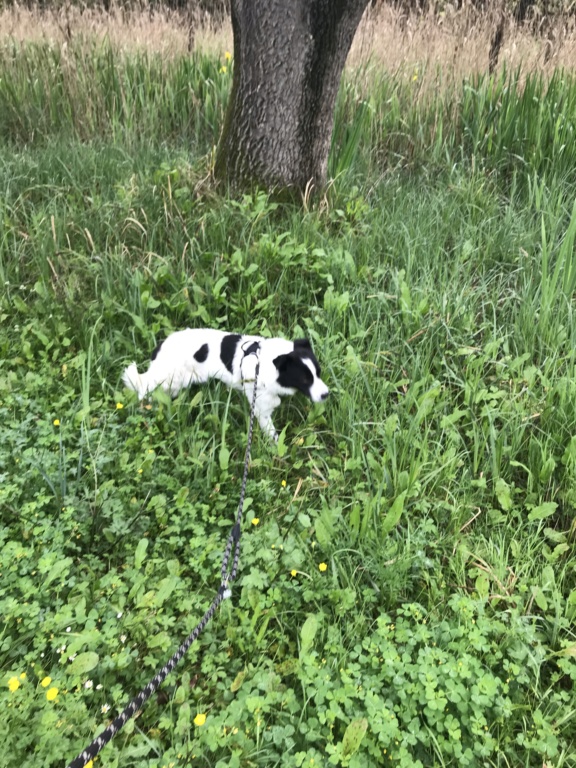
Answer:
[66, 348, 261, 768]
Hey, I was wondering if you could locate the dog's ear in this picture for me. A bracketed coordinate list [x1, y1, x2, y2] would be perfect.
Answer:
[273, 353, 290, 371]
[294, 338, 311, 350]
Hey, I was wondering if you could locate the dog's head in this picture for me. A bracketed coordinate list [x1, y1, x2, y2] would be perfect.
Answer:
[273, 339, 329, 402]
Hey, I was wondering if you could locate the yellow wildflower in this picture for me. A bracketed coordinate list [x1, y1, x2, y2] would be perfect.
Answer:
[220, 65, 227, 74]
[281, 480, 287, 488]
[41, 676, 52, 687]
[194, 713, 207, 726]
[46, 687, 59, 701]
[53, 419, 60, 426]
[291, 569, 297, 577]
[8, 677, 20, 692]
[319, 562, 328, 572]
[251, 517, 260, 526]
[19, 672, 26, 680]
[224, 51, 232, 61]
[116, 402, 124, 410]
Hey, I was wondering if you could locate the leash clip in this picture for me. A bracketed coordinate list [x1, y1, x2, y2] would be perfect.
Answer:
[241, 340, 260, 358]
[240, 341, 261, 385]
[220, 580, 232, 600]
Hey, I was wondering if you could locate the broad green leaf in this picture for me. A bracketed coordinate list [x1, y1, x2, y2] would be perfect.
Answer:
[43, 557, 72, 587]
[66, 630, 102, 657]
[147, 631, 171, 649]
[531, 585, 548, 612]
[175, 486, 189, 508]
[528, 501, 557, 521]
[174, 684, 186, 704]
[153, 576, 179, 607]
[190, 390, 203, 407]
[68, 652, 99, 676]
[539, 456, 556, 483]
[341, 718, 368, 759]
[212, 276, 228, 297]
[547, 542, 569, 562]
[256, 614, 271, 645]
[475, 570, 490, 599]
[348, 504, 360, 543]
[544, 527, 567, 543]
[137, 590, 156, 608]
[495, 478, 512, 511]
[231, 671, 246, 692]
[542, 565, 555, 587]
[219, 444, 230, 471]
[300, 614, 319, 659]
[134, 538, 149, 569]
[276, 424, 288, 457]
[440, 409, 467, 428]
[381, 491, 407, 536]
[315, 518, 331, 550]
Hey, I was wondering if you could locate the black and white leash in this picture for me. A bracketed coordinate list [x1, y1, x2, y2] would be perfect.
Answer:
[66, 347, 260, 768]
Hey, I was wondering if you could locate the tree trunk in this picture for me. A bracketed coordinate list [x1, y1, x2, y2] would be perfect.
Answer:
[214, 0, 370, 194]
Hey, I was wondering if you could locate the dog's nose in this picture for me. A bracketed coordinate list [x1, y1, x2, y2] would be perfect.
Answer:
[321, 391, 330, 400]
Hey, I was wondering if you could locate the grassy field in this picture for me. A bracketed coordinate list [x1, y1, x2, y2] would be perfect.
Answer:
[1, 9, 576, 768]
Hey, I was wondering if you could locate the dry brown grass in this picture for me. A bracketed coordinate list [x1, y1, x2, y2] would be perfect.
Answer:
[0, 1, 574, 83]
[0, 3, 233, 56]
[350, 2, 576, 86]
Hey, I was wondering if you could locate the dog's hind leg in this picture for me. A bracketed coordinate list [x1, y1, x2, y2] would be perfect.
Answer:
[122, 361, 176, 399]
[122, 363, 148, 399]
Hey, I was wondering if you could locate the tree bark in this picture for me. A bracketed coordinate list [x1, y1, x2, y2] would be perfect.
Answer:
[214, 0, 370, 194]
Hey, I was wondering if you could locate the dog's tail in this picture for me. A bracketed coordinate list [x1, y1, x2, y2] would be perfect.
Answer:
[122, 363, 147, 400]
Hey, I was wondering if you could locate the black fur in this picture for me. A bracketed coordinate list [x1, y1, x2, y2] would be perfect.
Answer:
[220, 334, 241, 373]
[242, 340, 260, 357]
[274, 352, 315, 397]
[150, 340, 164, 361]
[193, 343, 209, 363]
[294, 338, 321, 376]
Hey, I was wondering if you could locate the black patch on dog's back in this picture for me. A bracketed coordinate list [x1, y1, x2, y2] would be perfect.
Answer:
[151, 340, 164, 361]
[274, 353, 315, 397]
[221, 334, 241, 373]
[194, 343, 209, 363]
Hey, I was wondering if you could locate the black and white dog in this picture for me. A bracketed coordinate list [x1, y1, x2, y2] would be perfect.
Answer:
[122, 329, 329, 440]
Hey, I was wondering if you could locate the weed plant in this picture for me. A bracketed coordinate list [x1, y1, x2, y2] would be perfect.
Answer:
[1, 36, 576, 768]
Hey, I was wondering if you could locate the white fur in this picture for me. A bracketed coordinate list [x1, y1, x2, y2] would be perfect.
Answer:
[122, 329, 329, 440]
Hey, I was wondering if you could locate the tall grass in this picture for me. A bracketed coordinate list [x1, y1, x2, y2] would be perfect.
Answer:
[2, 37, 575, 190]
[333, 64, 576, 183]
[0, 40, 229, 148]
[2, 29, 576, 768]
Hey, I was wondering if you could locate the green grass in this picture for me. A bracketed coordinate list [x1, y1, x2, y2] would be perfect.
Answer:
[1, 39, 576, 768]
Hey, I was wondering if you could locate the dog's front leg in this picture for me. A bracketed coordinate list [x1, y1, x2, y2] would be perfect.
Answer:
[257, 409, 279, 442]
[245, 385, 280, 441]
